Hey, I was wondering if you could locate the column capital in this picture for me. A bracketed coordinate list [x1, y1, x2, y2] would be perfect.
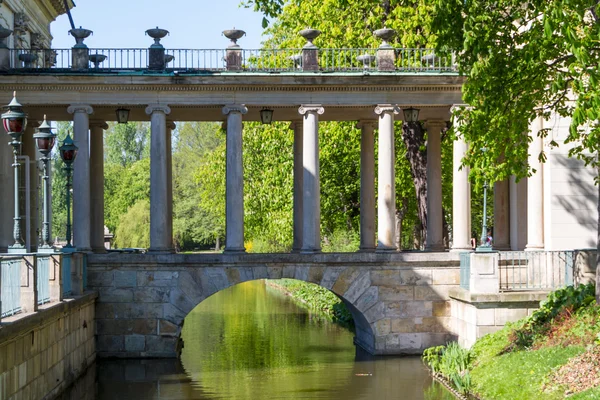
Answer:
[450, 104, 471, 113]
[166, 121, 176, 130]
[89, 120, 108, 130]
[222, 104, 248, 115]
[356, 120, 377, 130]
[374, 104, 400, 115]
[424, 120, 447, 130]
[145, 104, 171, 115]
[298, 105, 324, 116]
[67, 104, 93, 115]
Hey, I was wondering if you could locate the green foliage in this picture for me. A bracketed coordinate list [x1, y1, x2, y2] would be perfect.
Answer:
[50, 122, 72, 240]
[422, 342, 472, 394]
[268, 279, 354, 329]
[321, 229, 360, 253]
[104, 122, 150, 167]
[114, 199, 150, 248]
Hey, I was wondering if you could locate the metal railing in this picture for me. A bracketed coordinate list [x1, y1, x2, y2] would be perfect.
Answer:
[498, 251, 574, 291]
[7, 47, 457, 73]
[1, 256, 22, 317]
[62, 253, 72, 296]
[459, 252, 471, 290]
[36, 255, 51, 305]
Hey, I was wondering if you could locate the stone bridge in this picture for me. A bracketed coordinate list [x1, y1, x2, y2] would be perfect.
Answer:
[88, 252, 460, 358]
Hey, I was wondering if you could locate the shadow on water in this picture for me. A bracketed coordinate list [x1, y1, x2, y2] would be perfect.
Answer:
[68, 280, 454, 399]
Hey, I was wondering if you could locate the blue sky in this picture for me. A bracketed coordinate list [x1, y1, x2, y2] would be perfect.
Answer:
[50, 0, 267, 49]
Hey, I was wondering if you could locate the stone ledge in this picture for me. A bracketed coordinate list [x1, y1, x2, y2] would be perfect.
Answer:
[449, 287, 549, 305]
[0, 292, 98, 342]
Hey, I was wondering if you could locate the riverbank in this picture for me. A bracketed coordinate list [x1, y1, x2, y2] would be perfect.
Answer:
[423, 283, 600, 399]
[265, 279, 354, 330]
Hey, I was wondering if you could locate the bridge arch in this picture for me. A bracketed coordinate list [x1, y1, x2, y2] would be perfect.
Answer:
[171, 265, 377, 355]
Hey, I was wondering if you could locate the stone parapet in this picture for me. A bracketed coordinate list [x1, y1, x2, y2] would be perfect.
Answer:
[0, 292, 97, 400]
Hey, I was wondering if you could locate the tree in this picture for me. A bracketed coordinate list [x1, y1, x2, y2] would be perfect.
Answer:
[104, 122, 150, 166]
[114, 199, 150, 248]
[432, 0, 600, 298]
[50, 122, 72, 240]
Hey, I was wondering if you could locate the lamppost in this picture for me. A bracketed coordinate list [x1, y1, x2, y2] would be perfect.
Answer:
[34, 115, 56, 251]
[59, 133, 78, 251]
[477, 147, 492, 252]
[1, 92, 28, 252]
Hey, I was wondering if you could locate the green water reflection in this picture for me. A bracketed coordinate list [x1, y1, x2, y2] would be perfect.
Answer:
[178, 280, 453, 400]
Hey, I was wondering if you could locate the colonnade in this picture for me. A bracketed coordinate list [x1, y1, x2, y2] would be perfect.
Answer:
[50, 103, 545, 254]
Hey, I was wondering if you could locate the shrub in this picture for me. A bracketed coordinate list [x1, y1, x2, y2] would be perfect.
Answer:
[422, 342, 472, 395]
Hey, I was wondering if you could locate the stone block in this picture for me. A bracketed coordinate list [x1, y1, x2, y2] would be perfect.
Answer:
[421, 333, 451, 349]
[476, 308, 496, 326]
[307, 266, 325, 284]
[137, 271, 178, 287]
[238, 267, 254, 282]
[134, 287, 170, 303]
[294, 266, 309, 281]
[163, 303, 187, 325]
[375, 318, 391, 336]
[414, 285, 452, 301]
[494, 308, 528, 325]
[391, 318, 415, 333]
[114, 271, 137, 288]
[370, 270, 401, 287]
[354, 286, 378, 312]
[143, 335, 178, 356]
[363, 301, 385, 323]
[400, 270, 432, 286]
[125, 335, 146, 352]
[87, 271, 114, 287]
[332, 267, 361, 296]
[266, 265, 283, 279]
[344, 272, 371, 304]
[252, 266, 268, 279]
[158, 320, 180, 336]
[399, 333, 423, 351]
[320, 267, 344, 290]
[282, 265, 295, 278]
[96, 318, 157, 335]
[379, 286, 414, 301]
[477, 325, 503, 338]
[432, 269, 460, 285]
[97, 335, 124, 353]
[169, 289, 198, 315]
[225, 268, 241, 286]
[432, 301, 451, 317]
[98, 288, 134, 303]
[419, 317, 452, 334]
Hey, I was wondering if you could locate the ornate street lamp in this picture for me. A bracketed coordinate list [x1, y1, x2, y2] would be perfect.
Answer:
[1, 92, 28, 252]
[34, 115, 56, 250]
[59, 133, 78, 251]
[115, 108, 130, 124]
[403, 107, 420, 123]
[260, 108, 273, 124]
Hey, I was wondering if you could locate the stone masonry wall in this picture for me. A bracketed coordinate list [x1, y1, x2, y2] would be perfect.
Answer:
[88, 252, 461, 357]
[0, 293, 97, 400]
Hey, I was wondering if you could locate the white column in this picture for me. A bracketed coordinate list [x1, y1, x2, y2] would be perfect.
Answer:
[222, 104, 248, 253]
[526, 116, 544, 250]
[23, 122, 40, 252]
[494, 179, 510, 250]
[290, 121, 303, 252]
[357, 120, 376, 251]
[424, 120, 446, 251]
[166, 121, 175, 247]
[451, 106, 472, 252]
[509, 175, 528, 250]
[298, 105, 324, 253]
[89, 120, 107, 253]
[0, 122, 14, 251]
[68, 104, 93, 252]
[375, 104, 399, 251]
[146, 104, 172, 252]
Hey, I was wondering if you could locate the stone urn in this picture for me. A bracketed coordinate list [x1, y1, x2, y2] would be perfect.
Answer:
[69, 27, 93, 48]
[164, 54, 175, 64]
[222, 28, 246, 48]
[289, 54, 303, 68]
[374, 27, 396, 48]
[299, 28, 321, 48]
[421, 52, 437, 66]
[145, 27, 169, 48]
[357, 54, 376, 68]
[0, 26, 13, 49]
[89, 54, 107, 68]
[18, 52, 37, 67]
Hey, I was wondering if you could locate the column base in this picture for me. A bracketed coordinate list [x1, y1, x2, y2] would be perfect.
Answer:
[7, 245, 26, 254]
[38, 246, 57, 254]
[300, 248, 321, 254]
[147, 248, 174, 254]
[425, 244, 445, 252]
[450, 247, 473, 253]
[92, 247, 108, 254]
[224, 247, 246, 253]
[376, 246, 397, 252]
[358, 246, 376, 253]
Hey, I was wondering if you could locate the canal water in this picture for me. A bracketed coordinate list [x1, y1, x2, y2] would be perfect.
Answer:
[82, 280, 452, 399]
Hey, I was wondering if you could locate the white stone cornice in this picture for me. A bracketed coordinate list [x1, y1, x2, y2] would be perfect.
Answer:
[374, 104, 400, 115]
[222, 104, 248, 115]
[424, 120, 447, 130]
[89, 120, 108, 130]
[298, 105, 324, 115]
[356, 120, 377, 130]
[67, 104, 93, 115]
[145, 104, 171, 115]
[166, 121, 176, 130]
